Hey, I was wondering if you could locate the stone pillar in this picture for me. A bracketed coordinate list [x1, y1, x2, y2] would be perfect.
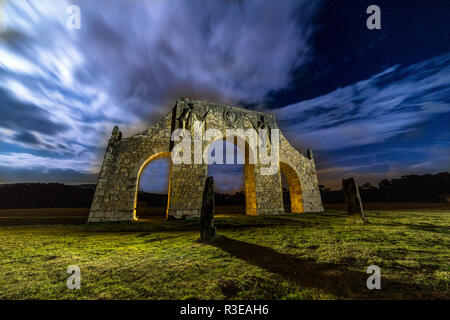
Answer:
[167, 163, 207, 219]
[88, 126, 133, 222]
[200, 176, 216, 242]
[254, 167, 285, 215]
[254, 131, 285, 215]
[342, 177, 367, 223]
[244, 163, 257, 215]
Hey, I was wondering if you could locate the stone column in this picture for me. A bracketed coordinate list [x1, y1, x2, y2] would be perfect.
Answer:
[167, 163, 208, 219]
[200, 176, 216, 242]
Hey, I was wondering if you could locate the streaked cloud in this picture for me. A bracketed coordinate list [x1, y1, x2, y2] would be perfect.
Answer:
[275, 54, 450, 188]
[0, 152, 99, 172]
[0, 1, 448, 190]
[0, 0, 318, 181]
[276, 53, 450, 151]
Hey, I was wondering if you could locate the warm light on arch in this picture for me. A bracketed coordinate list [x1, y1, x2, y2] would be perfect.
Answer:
[204, 136, 257, 216]
[133, 151, 171, 220]
[280, 162, 304, 213]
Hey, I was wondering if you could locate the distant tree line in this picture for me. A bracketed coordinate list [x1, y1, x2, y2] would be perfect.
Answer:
[137, 191, 167, 207]
[138, 191, 246, 207]
[1, 172, 448, 209]
[320, 172, 450, 203]
[0, 183, 95, 209]
[0, 184, 250, 209]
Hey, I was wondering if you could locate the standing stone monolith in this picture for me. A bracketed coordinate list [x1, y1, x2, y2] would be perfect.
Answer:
[200, 176, 216, 242]
[342, 177, 367, 223]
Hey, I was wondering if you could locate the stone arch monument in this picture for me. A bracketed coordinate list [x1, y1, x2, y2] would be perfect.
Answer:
[88, 98, 323, 222]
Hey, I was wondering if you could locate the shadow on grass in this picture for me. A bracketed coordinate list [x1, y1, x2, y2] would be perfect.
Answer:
[212, 236, 437, 299]
[82, 216, 320, 234]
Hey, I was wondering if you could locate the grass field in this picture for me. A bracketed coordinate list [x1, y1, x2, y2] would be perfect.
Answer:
[0, 209, 448, 300]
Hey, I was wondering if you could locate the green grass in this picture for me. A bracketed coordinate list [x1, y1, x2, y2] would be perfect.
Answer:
[0, 210, 448, 300]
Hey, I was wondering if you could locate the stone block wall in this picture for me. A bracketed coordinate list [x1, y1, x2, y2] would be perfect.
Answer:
[88, 113, 173, 222]
[167, 163, 207, 219]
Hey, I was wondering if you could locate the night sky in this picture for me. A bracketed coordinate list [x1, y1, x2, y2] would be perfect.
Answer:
[0, 0, 449, 193]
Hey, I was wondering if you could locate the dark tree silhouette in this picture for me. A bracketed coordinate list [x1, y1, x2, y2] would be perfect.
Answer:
[321, 172, 450, 203]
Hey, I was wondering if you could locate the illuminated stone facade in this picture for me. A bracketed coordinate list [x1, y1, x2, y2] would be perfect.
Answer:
[88, 98, 323, 222]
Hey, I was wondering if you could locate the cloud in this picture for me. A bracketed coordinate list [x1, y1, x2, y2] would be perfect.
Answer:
[0, 87, 68, 136]
[391, 145, 450, 175]
[1, 1, 448, 190]
[0, 152, 99, 172]
[273, 54, 450, 188]
[275, 53, 450, 151]
[13, 131, 41, 145]
[0, 0, 319, 177]
[77, 0, 317, 107]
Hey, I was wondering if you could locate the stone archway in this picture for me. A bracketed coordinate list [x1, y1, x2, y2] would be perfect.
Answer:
[203, 136, 257, 216]
[133, 151, 171, 220]
[88, 98, 323, 222]
[280, 162, 303, 213]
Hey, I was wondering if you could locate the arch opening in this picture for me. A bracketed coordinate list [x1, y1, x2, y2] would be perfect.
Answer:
[204, 138, 256, 216]
[280, 162, 303, 213]
[134, 152, 171, 220]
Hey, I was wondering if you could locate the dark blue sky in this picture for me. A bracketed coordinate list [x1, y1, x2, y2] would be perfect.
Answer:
[0, 0, 449, 191]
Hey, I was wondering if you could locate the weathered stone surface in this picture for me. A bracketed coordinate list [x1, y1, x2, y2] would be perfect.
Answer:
[88, 97, 323, 223]
[200, 176, 216, 242]
[342, 177, 367, 223]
